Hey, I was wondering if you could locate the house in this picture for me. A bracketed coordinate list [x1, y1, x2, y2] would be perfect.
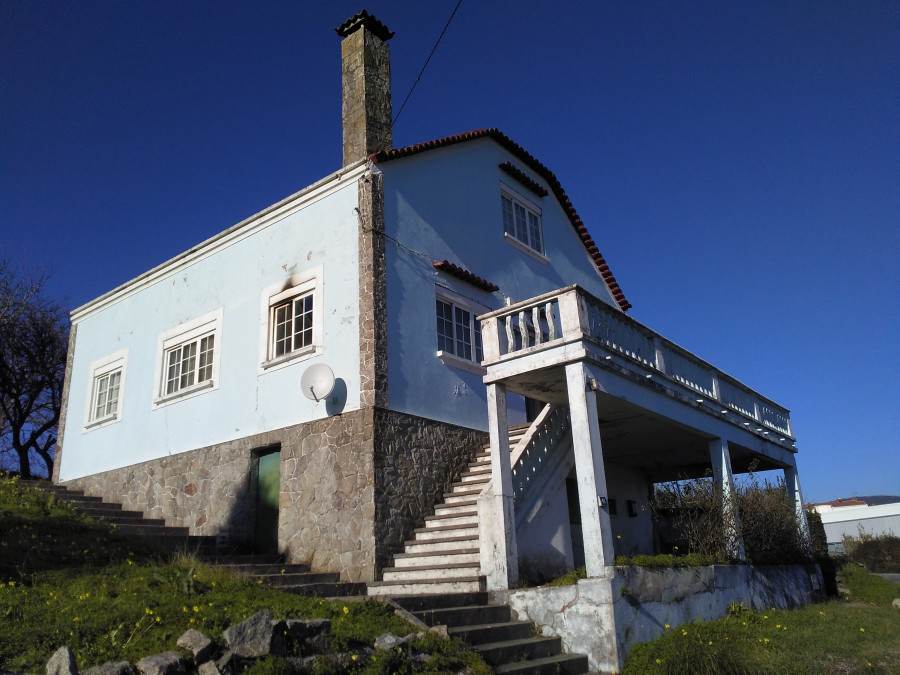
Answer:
[55, 10, 815, 632]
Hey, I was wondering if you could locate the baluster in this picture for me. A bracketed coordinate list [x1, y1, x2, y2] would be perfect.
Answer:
[505, 316, 516, 354]
[546, 301, 557, 341]
[519, 310, 530, 348]
[532, 306, 542, 344]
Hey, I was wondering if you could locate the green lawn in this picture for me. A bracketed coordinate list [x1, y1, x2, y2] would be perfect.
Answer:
[0, 476, 489, 674]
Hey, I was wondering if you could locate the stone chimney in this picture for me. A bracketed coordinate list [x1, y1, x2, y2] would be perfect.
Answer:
[335, 10, 394, 166]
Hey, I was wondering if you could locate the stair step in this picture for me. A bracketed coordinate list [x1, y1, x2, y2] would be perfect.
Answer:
[443, 489, 486, 503]
[477, 636, 563, 666]
[280, 582, 367, 598]
[367, 576, 485, 596]
[79, 508, 147, 520]
[433, 500, 478, 514]
[423, 511, 478, 528]
[253, 572, 340, 587]
[413, 523, 478, 541]
[459, 470, 491, 483]
[414, 603, 511, 627]
[394, 548, 479, 567]
[493, 653, 590, 674]
[448, 621, 535, 645]
[393, 592, 489, 612]
[403, 535, 479, 554]
[382, 563, 480, 582]
[223, 562, 311, 575]
[111, 524, 190, 536]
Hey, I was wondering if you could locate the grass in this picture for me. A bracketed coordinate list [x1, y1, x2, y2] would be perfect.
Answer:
[623, 564, 900, 674]
[0, 477, 490, 674]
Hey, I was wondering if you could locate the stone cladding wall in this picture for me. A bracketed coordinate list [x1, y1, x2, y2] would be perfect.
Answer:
[373, 409, 488, 573]
[63, 409, 377, 582]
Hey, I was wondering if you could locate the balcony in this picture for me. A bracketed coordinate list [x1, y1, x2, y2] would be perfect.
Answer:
[479, 285, 796, 480]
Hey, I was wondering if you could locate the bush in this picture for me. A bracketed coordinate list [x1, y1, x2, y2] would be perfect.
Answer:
[652, 473, 811, 565]
[842, 532, 900, 573]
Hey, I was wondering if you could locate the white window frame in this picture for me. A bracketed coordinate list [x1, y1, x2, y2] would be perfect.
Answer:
[501, 183, 548, 263]
[152, 308, 223, 408]
[435, 286, 489, 375]
[259, 265, 323, 372]
[83, 348, 128, 432]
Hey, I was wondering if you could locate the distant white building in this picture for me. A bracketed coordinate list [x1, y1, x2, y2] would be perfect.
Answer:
[809, 497, 900, 553]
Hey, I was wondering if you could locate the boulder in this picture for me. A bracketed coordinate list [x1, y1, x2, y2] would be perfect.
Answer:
[176, 629, 215, 663]
[82, 662, 131, 675]
[46, 647, 77, 675]
[223, 610, 280, 658]
[135, 652, 186, 675]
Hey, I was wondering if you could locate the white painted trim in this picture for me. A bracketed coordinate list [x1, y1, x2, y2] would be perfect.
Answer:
[435, 285, 490, 372]
[82, 348, 128, 432]
[71, 161, 368, 324]
[151, 307, 223, 409]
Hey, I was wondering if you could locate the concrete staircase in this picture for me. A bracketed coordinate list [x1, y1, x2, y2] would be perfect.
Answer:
[20, 480, 365, 597]
[367, 426, 528, 597]
[394, 592, 590, 674]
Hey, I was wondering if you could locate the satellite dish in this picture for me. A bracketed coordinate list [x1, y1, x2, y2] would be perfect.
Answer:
[300, 363, 335, 402]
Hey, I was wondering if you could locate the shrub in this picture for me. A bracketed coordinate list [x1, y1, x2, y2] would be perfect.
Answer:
[843, 531, 900, 573]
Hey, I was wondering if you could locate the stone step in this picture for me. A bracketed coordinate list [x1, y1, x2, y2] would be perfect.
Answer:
[443, 487, 486, 503]
[222, 562, 311, 575]
[433, 500, 478, 515]
[393, 592, 489, 612]
[412, 523, 478, 541]
[414, 603, 511, 627]
[448, 621, 535, 645]
[422, 511, 478, 528]
[367, 576, 485, 597]
[252, 572, 341, 587]
[403, 535, 479, 554]
[280, 582, 367, 598]
[53, 494, 106, 505]
[198, 553, 284, 565]
[493, 653, 590, 675]
[393, 548, 480, 568]
[88, 514, 167, 526]
[111, 523, 191, 536]
[477, 636, 563, 667]
[78, 507, 147, 520]
[382, 562, 480, 582]
[459, 469, 491, 483]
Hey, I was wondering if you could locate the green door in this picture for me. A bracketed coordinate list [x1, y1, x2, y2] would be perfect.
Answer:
[255, 451, 281, 553]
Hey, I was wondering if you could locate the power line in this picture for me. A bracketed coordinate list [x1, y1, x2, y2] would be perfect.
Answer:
[392, 0, 464, 128]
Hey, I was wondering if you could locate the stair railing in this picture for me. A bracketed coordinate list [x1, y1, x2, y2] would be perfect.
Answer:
[508, 405, 571, 508]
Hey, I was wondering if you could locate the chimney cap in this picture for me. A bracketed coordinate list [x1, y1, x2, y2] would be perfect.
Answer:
[335, 9, 394, 41]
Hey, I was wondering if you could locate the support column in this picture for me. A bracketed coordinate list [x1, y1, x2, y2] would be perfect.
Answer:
[565, 363, 615, 576]
[709, 438, 746, 561]
[479, 383, 518, 590]
[785, 460, 813, 555]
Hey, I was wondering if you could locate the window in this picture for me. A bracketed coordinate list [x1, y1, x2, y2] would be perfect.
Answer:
[502, 189, 544, 257]
[435, 289, 488, 373]
[260, 266, 323, 370]
[154, 309, 222, 407]
[84, 349, 128, 430]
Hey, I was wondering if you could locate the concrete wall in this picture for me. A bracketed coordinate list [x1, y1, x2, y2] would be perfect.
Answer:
[606, 463, 654, 557]
[380, 138, 620, 432]
[59, 174, 363, 482]
[508, 564, 824, 673]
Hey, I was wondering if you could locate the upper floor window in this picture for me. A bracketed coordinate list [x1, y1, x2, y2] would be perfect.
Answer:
[259, 265, 323, 371]
[84, 349, 128, 431]
[435, 288, 488, 374]
[502, 190, 544, 257]
[153, 309, 222, 407]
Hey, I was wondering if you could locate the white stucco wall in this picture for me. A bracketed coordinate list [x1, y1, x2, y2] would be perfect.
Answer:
[59, 174, 363, 481]
[379, 138, 621, 431]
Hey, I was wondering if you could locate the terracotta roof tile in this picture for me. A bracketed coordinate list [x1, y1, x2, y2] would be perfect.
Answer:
[372, 129, 631, 311]
[432, 260, 500, 293]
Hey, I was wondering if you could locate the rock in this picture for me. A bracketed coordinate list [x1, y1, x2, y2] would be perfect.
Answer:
[176, 629, 215, 663]
[135, 652, 185, 675]
[46, 647, 78, 675]
[282, 619, 331, 641]
[428, 624, 449, 639]
[271, 618, 332, 656]
[892, 598, 900, 610]
[374, 633, 407, 650]
[82, 662, 131, 675]
[223, 610, 280, 658]
[214, 651, 234, 675]
[197, 662, 221, 675]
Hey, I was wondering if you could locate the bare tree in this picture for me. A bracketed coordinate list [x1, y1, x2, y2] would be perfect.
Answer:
[0, 261, 68, 478]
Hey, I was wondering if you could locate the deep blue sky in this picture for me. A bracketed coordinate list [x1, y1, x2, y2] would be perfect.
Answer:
[2, 1, 897, 502]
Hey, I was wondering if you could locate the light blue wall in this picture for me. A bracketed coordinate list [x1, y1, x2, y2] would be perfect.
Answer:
[60, 181, 361, 481]
[380, 138, 620, 430]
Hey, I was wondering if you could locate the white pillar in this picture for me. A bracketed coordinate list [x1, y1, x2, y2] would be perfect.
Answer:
[709, 438, 746, 561]
[565, 363, 615, 575]
[784, 460, 813, 555]
[479, 383, 518, 590]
